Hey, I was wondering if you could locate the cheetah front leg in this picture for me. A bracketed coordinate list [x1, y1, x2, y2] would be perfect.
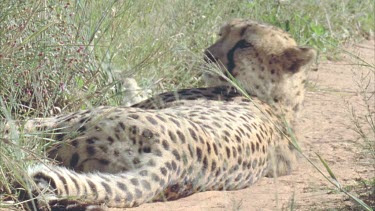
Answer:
[265, 140, 297, 178]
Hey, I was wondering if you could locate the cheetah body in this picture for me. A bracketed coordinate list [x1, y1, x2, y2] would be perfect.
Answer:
[11, 19, 316, 210]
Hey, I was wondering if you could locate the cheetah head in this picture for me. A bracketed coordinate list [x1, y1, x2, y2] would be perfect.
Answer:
[204, 19, 316, 123]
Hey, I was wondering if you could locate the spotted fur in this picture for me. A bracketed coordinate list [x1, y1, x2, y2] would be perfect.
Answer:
[9, 19, 315, 210]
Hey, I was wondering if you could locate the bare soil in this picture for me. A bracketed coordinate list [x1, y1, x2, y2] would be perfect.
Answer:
[122, 39, 375, 211]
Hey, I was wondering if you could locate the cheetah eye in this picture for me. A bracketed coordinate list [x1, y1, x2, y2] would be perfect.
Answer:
[237, 40, 252, 49]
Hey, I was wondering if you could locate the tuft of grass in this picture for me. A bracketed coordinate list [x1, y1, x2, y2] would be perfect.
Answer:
[344, 50, 375, 210]
[347, 62, 375, 167]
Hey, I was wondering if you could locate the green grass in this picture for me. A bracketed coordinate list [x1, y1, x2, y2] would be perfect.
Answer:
[0, 0, 374, 210]
[1, 0, 373, 115]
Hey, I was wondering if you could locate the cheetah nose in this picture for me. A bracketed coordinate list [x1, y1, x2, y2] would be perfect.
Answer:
[204, 50, 217, 63]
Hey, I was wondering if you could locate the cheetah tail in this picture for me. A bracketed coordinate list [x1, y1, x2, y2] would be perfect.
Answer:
[22, 164, 171, 210]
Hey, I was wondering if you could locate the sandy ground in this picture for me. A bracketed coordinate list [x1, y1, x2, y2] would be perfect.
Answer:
[115, 40, 374, 211]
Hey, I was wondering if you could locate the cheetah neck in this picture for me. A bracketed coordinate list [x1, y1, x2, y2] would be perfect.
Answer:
[203, 69, 306, 127]
[253, 71, 306, 127]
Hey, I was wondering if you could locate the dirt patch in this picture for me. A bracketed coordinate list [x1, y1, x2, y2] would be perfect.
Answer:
[120, 40, 374, 211]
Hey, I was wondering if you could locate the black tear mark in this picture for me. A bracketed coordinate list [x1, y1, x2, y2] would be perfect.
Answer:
[240, 27, 247, 36]
[227, 39, 253, 75]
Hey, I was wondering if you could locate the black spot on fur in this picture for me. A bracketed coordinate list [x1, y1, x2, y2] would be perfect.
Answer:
[252, 159, 258, 169]
[226, 147, 231, 158]
[169, 118, 181, 127]
[87, 137, 98, 144]
[215, 169, 221, 177]
[165, 162, 172, 170]
[232, 146, 237, 158]
[131, 178, 139, 186]
[70, 176, 80, 195]
[223, 136, 230, 143]
[133, 158, 140, 165]
[159, 179, 165, 186]
[196, 147, 202, 161]
[101, 182, 112, 196]
[188, 145, 194, 157]
[77, 126, 86, 133]
[146, 116, 158, 125]
[139, 170, 148, 176]
[129, 125, 139, 135]
[237, 145, 242, 154]
[87, 180, 98, 199]
[99, 159, 110, 165]
[162, 140, 169, 150]
[251, 142, 255, 153]
[160, 167, 167, 176]
[203, 156, 208, 169]
[213, 143, 219, 155]
[117, 182, 127, 192]
[156, 115, 166, 122]
[115, 195, 122, 202]
[238, 157, 243, 165]
[168, 131, 177, 143]
[143, 147, 151, 153]
[152, 173, 160, 182]
[235, 173, 243, 182]
[55, 132, 65, 141]
[206, 142, 211, 154]
[171, 161, 177, 171]
[188, 166, 193, 174]
[126, 192, 133, 202]
[176, 130, 186, 143]
[211, 161, 217, 171]
[87, 146, 96, 156]
[242, 161, 248, 170]
[128, 114, 139, 119]
[142, 129, 153, 138]
[153, 149, 162, 157]
[141, 180, 151, 190]
[115, 133, 121, 141]
[100, 146, 108, 153]
[107, 136, 114, 144]
[189, 128, 198, 142]
[71, 139, 78, 147]
[58, 175, 69, 195]
[70, 153, 79, 167]
[172, 149, 181, 160]
[118, 122, 125, 130]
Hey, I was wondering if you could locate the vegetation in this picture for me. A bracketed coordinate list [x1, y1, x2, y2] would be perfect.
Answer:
[0, 0, 373, 210]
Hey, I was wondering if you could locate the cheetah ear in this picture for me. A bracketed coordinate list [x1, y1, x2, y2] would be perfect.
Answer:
[279, 47, 316, 73]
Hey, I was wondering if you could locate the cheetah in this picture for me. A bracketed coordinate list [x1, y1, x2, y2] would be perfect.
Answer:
[9, 19, 316, 210]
